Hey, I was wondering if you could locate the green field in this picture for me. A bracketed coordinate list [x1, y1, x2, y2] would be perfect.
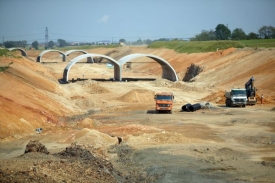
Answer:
[238, 39, 275, 48]
[148, 39, 275, 53]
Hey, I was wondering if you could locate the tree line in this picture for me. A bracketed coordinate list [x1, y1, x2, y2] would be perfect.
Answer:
[2, 39, 68, 49]
[2, 25, 274, 49]
[190, 25, 275, 41]
[2, 40, 27, 48]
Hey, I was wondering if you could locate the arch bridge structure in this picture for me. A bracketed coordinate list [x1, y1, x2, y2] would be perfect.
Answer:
[37, 50, 66, 62]
[8, 48, 27, 57]
[36, 49, 93, 63]
[62, 53, 120, 82]
[62, 53, 178, 83]
[64, 50, 93, 62]
[117, 54, 178, 82]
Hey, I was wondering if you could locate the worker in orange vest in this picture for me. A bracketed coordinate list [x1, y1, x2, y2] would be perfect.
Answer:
[261, 94, 264, 105]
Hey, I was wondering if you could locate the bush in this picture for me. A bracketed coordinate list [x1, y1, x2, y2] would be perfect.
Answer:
[0, 49, 12, 57]
[0, 62, 13, 72]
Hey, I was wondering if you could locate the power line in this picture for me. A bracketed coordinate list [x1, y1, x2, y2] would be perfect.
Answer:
[1, 33, 44, 38]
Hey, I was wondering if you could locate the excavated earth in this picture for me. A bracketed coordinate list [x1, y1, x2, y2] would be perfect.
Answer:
[0, 46, 275, 182]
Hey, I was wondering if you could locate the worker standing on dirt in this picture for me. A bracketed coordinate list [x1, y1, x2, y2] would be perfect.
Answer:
[261, 94, 264, 105]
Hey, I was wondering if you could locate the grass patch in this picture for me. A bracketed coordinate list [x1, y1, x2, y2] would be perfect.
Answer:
[0, 62, 13, 72]
[0, 49, 14, 57]
[148, 40, 245, 53]
[0, 49, 22, 58]
[148, 39, 275, 53]
[238, 39, 275, 48]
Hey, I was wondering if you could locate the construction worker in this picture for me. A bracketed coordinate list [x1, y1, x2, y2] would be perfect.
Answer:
[261, 94, 264, 105]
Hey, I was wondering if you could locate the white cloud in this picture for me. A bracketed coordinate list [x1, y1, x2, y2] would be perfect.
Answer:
[98, 15, 109, 23]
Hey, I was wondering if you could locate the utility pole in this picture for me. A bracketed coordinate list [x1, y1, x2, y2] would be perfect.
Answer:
[45, 27, 48, 50]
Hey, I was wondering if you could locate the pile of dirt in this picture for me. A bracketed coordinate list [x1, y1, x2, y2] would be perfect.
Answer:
[118, 89, 155, 103]
[214, 147, 246, 161]
[76, 118, 102, 128]
[0, 142, 120, 182]
[201, 91, 226, 104]
[65, 128, 118, 148]
[24, 140, 49, 154]
[151, 78, 173, 87]
[83, 80, 111, 94]
[55, 142, 96, 159]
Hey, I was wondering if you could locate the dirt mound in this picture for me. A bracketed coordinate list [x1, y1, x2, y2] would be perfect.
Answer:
[65, 128, 118, 148]
[24, 140, 49, 154]
[55, 143, 96, 159]
[0, 142, 119, 182]
[76, 118, 102, 128]
[151, 78, 174, 87]
[214, 147, 246, 161]
[201, 91, 225, 104]
[118, 89, 155, 103]
[83, 80, 111, 94]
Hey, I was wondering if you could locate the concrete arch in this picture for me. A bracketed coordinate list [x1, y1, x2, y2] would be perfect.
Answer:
[118, 53, 178, 82]
[8, 48, 27, 57]
[64, 50, 93, 63]
[65, 50, 88, 55]
[62, 53, 120, 82]
[37, 50, 66, 62]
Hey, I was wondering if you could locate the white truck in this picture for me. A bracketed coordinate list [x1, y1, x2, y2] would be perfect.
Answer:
[225, 88, 247, 107]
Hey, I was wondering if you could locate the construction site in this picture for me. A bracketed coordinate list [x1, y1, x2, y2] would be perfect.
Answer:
[0, 46, 275, 182]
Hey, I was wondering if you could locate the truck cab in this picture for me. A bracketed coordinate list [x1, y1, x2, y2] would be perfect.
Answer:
[225, 89, 247, 107]
[154, 92, 174, 113]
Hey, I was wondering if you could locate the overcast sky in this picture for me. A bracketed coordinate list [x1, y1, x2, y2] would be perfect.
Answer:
[0, 0, 275, 43]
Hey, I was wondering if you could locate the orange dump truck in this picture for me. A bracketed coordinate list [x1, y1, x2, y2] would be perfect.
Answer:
[154, 92, 174, 114]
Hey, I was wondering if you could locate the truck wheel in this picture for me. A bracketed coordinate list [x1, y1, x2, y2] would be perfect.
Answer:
[156, 110, 159, 114]
[242, 104, 246, 108]
[230, 101, 233, 107]
[226, 99, 230, 107]
[169, 110, 172, 114]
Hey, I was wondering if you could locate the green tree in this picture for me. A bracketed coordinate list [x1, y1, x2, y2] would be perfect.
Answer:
[247, 32, 258, 39]
[57, 39, 67, 47]
[119, 39, 126, 43]
[231, 28, 247, 40]
[258, 25, 275, 39]
[144, 39, 153, 44]
[48, 41, 54, 49]
[4, 40, 27, 48]
[215, 24, 231, 40]
[32, 41, 39, 50]
[190, 30, 216, 41]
